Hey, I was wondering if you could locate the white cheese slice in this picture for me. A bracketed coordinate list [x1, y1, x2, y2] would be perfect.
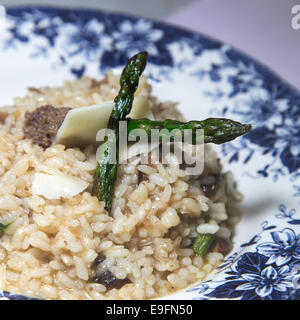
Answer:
[53, 96, 154, 148]
[32, 173, 89, 200]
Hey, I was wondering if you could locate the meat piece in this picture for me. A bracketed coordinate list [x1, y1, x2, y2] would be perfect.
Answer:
[91, 270, 131, 289]
[23, 105, 71, 149]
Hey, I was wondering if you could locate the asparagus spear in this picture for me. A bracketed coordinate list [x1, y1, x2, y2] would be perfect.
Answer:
[127, 118, 252, 144]
[92, 51, 148, 214]
[0, 223, 9, 233]
[192, 234, 215, 256]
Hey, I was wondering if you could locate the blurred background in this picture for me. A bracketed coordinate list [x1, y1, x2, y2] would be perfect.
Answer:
[1, 0, 299, 88]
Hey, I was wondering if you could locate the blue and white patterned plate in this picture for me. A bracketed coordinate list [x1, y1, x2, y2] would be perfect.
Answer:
[0, 6, 299, 300]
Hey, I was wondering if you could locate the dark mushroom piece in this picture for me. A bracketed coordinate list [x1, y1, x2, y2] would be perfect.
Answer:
[91, 270, 131, 289]
[200, 174, 220, 197]
[23, 105, 71, 149]
[90, 254, 131, 289]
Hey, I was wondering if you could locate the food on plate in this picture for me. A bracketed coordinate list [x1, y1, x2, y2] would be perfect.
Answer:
[53, 96, 154, 148]
[0, 51, 251, 299]
[93, 52, 149, 213]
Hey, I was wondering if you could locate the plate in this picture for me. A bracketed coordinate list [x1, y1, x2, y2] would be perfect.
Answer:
[0, 6, 300, 300]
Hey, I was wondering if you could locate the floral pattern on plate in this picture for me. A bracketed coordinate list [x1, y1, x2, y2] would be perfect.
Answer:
[0, 6, 299, 300]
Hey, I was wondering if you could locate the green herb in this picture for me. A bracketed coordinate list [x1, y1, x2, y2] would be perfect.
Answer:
[0, 223, 9, 233]
[92, 51, 148, 214]
[127, 118, 251, 144]
[192, 234, 215, 256]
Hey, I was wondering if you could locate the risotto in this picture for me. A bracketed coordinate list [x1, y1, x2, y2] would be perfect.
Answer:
[0, 72, 243, 300]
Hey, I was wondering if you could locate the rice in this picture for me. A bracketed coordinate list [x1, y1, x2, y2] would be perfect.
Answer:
[0, 72, 242, 300]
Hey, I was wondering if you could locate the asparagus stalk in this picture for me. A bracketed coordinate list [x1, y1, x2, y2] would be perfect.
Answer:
[127, 118, 252, 144]
[92, 51, 148, 214]
[192, 234, 215, 256]
[0, 223, 9, 233]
